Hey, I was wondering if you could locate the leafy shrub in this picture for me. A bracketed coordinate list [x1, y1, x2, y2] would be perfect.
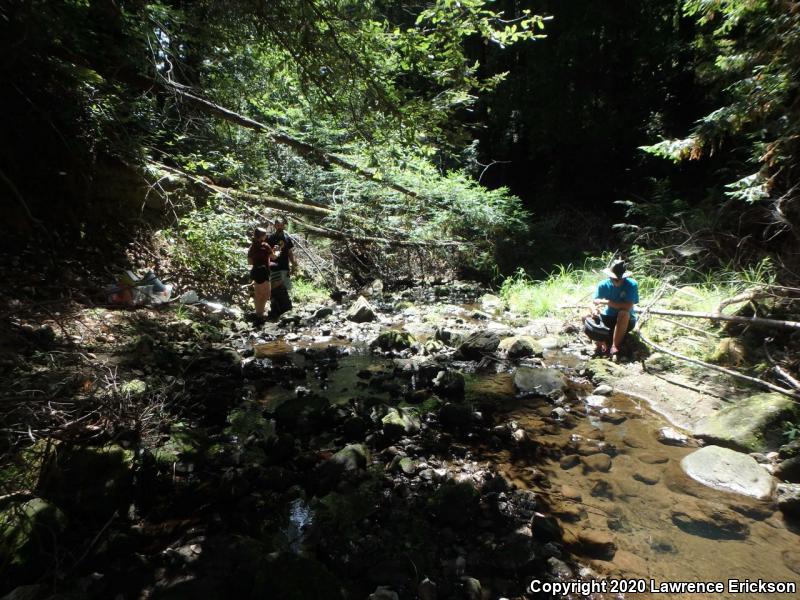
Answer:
[174, 202, 248, 298]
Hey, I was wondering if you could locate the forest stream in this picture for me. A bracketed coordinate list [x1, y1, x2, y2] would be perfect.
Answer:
[251, 289, 800, 600]
[5, 283, 797, 599]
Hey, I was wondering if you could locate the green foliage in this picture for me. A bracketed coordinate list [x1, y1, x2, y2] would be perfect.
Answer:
[785, 421, 800, 443]
[175, 202, 247, 295]
[291, 278, 330, 304]
[499, 248, 772, 321]
[499, 261, 606, 318]
[644, 0, 800, 211]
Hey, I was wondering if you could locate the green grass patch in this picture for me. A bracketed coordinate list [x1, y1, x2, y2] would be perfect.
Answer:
[499, 252, 661, 318]
[291, 277, 330, 304]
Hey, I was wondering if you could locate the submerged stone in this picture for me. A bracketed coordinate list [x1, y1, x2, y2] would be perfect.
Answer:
[671, 503, 749, 540]
[513, 367, 565, 398]
[572, 530, 617, 560]
[681, 445, 774, 500]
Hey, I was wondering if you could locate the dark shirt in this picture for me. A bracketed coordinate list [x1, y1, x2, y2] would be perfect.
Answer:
[248, 241, 272, 268]
[268, 231, 294, 271]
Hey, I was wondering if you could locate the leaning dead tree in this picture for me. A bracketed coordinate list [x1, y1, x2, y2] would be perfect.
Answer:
[152, 162, 465, 249]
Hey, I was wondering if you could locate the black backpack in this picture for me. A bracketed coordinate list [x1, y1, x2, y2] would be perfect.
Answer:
[584, 315, 611, 343]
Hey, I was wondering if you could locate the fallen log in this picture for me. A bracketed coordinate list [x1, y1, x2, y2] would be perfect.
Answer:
[653, 316, 717, 337]
[153, 161, 465, 247]
[59, 45, 422, 199]
[763, 339, 800, 391]
[167, 86, 419, 198]
[152, 161, 333, 219]
[291, 216, 465, 248]
[647, 308, 800, 331]
[638, 333, 800, 400]
[713, 288, 771, 317]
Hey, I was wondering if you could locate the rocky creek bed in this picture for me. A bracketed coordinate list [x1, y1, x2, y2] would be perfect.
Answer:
[2, 282, 799, 599]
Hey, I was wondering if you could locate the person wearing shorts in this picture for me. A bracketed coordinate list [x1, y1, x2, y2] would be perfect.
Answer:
[589, 259, 639, 357]
[247, 227, 273, 321]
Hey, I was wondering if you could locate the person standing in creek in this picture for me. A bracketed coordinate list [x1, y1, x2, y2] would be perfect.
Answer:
[268, 215, 298, 319]
[587, 259, 639, 357]
[247, 226, 274, 322]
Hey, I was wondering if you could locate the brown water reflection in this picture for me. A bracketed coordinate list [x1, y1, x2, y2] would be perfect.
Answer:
[495, 393, 800, 599]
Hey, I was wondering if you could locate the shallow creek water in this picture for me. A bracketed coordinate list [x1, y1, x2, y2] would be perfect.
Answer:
[253, 336, 800, 599]
[496, 389, 800, 599]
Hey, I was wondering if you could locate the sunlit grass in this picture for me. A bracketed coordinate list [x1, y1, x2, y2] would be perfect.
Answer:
[500, 256, 777, 327]
[499, 265, 598, 317]
[292, 277, 331, 304]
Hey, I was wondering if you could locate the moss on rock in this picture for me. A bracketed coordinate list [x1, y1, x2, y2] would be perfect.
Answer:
[695, 393, 798, 452]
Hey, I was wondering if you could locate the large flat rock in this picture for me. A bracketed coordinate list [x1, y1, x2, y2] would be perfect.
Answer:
[695, 392, 797, 452]
[681, 445, 774, 500]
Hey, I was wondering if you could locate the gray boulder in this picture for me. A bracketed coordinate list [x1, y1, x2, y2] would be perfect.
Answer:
[695, 392, 798, 452]
[330, 444, 370, 472]
[498, 336, 544, 359]
[368, 586, 398, 600]
[458, 577, 482, 600]
[432, 369, 466, 399]
[480, 293, 504, 313]
[312, 306, 334, 320]
[657, 427, 698, 447]
[681, 445, 775, 500]
[775, 456, 800, 483]
[370, 330, 416, 352]
[359, 278, 384, 297]
[457, 331, 500, 359]
[346, 296, 376, 323]
[381, 408, 421, 438]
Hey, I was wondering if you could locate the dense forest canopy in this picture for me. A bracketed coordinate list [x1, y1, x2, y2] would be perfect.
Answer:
[1, 0, 799, 280]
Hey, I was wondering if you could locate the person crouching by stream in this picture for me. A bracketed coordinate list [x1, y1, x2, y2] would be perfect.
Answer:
[267, 216, 298, 319]
[248, 227, 274, 322]
[588, 259, 639, 358]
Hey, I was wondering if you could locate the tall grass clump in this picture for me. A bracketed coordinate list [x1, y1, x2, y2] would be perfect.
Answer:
[499, 264, 600, 317]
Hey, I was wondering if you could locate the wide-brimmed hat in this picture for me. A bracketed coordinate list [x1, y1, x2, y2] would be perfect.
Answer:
[603, 259, 632, 279]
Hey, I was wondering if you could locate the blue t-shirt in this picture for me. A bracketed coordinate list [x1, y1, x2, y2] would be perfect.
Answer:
[595, 278, 639, 318]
